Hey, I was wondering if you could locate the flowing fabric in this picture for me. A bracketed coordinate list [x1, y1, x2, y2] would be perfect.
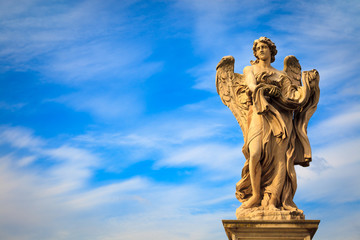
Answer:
[235, 71, 319, 210]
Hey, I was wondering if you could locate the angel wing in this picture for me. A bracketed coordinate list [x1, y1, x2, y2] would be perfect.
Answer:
[283, 55, 301, 86]
[216, 56, 250, 138]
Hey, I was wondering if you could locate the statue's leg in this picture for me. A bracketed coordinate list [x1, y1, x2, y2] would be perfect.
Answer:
[268, 141, 287, 210]
[241, 135, 262, 208]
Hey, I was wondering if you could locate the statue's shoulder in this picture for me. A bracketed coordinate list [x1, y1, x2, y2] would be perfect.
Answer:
[243, 65, 253, 70]
[243, 65, 254, 76]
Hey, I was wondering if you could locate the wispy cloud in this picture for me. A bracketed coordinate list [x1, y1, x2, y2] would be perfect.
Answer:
[309, 105, 360, 145]
[174, 0, 274, 91]
[0, 125, 237, 240]
[295, 137, 360, 203]
[71, 97, 242, 172]
[0, 125, 99, 193]
[155, 143, 243, 179]
[0, 125, 44, 148]
[53, 90, 145, 119]
[0, 1, 359, 240]
[0, 0, 162, 81]
[0, 0, 163, 119]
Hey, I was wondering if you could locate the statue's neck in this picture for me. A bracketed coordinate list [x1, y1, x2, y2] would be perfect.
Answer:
[258, 59, 271, 69]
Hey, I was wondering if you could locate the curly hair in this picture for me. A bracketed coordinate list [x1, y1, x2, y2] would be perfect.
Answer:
[250, 37, 277, 65]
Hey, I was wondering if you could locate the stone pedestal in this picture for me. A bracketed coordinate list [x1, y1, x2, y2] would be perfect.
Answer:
[236, 208, 305, 220]
[223, 220, 320, 240]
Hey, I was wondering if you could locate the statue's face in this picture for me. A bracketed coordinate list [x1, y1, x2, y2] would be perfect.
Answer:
[255, 42, 271, 61]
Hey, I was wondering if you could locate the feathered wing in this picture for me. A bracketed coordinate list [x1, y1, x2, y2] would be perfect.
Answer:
[216, 56, 249, 138]
[283, 55, 301, 86]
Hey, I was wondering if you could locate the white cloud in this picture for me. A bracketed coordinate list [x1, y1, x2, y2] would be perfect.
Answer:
[65, 177, 150, 209]
[155, 143, 243, 178]
[174, 0, 272, 51]
[0, 125, 100, 194]
[309, 105, 360, 145]
[0, 146, 236, 240]
[271, 0, 360, 41]
[0, 0, 162, 84]
[70, 97, 244, 175]
[182, 0, 360, 94]
[75, 118, 224, 152]
[0, 0, 165, 120]
[0, 125, 44, 149]
[52, 90, 145, 119]
[17, 155, 37, 167]
[0, 1, 359, 239]
[43, 40, 163, 84]
[296, 138, 360, 203]
[40, 145, 98, 194]
[315, 208, 360, 240]
[174, 0, 273, 91]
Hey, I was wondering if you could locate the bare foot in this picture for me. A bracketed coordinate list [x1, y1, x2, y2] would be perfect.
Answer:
[241, 195, 261, 209]
[268, 194, 278, 210]
[289, 208, 303, 214]
[283, 205, 303, 214]
[268, 204, 279, 211]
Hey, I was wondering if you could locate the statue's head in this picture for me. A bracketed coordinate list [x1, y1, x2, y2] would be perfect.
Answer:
[251, 37, 277, 65]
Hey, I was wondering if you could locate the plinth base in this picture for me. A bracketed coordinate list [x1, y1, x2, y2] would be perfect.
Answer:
[223, 220, 320, 240]
[236, 208, 305, 220]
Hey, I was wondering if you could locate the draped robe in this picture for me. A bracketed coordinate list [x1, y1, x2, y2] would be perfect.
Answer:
[235, 70, 319, 210]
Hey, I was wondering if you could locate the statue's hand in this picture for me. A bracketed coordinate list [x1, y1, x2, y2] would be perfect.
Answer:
[264, 85, 281, 97]
[308, 69, 319, 89]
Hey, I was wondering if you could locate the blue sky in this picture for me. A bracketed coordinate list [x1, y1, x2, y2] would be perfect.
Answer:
[0, 0, 359, 239]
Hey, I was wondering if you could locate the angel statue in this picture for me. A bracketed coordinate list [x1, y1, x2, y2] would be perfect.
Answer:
[216, 37, 320, 219]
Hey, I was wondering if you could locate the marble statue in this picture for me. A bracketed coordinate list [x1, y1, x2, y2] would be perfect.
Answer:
[216, 37, 320, 220]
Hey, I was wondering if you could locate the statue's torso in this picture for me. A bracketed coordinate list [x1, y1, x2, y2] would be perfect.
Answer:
[252, 66, 284, 86]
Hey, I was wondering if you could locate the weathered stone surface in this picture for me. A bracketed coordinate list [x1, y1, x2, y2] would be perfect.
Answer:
[223, 219, 320, 240]
[216, 37, 320, 219]
[236, 208, 304, 220]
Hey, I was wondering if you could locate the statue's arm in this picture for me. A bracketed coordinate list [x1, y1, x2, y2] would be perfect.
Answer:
[244, 66, 257, 93]
[245, 66, 280, 97]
